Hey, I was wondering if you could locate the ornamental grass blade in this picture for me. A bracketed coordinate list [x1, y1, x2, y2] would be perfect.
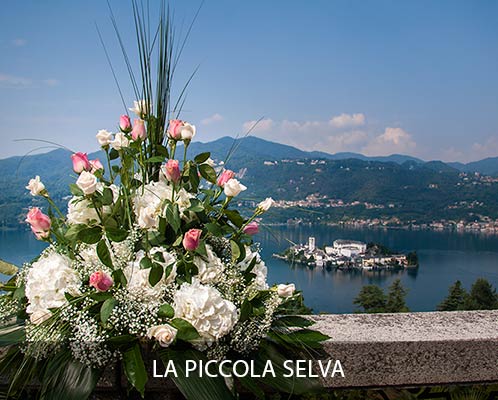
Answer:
[0, 259, 18, 276]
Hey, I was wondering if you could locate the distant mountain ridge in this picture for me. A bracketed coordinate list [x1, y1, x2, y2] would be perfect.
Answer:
[0, 135, 497, 229]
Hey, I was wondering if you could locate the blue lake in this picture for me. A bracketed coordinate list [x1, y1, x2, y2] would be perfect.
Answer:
[2, 226, 498, 313]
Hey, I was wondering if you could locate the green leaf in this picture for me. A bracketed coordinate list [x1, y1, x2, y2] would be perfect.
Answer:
[230, 240, 240, 262]
[97, 240, 113, 269]
[89, 292, 112, 301]
[239, 299, 253, 322]
[65, 223, 86, 242]
[101, 188, 114, 205]
[170, 318, 200, 341]
[40, 350, 102, 400]
[106, 227, 128, 242]
[164, 203, 181, 233]
[122, 343, 148, 397]
[112, 269, 127, 286]
[158, 348, 234, 400]
[205, 222, 223, 236]
[148, 264, 163, 287]
[223, 209, 244, 228]
[13, 286, 25, 300]
[78, 226, 102, 244]
[154, 144, 169, 157]
[198, 164, 217, 184]
[100, 297, 117, 324]
[109, 148, 119, 160]
[0, 259, 18, 275]
[69, 184, 84, 197]
[145, 156, 166, 163]
[187, 199, 204, 212]
[194, 152, 211, 164]
[140, 256, 154, 269]
[157, 303, 174, 319]
[273, 316, 314, 328]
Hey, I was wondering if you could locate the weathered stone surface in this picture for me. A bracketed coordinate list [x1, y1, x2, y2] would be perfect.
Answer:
[309, 310, 498, 388]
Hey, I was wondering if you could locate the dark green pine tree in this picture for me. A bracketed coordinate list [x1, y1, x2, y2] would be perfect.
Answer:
[353, 285, 387, 313]
[437, 280, 468, 311]
[385, 279, 409, 313]
[464, 278, 498, 310]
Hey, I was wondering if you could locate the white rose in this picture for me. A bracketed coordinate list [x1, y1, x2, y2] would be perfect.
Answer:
[111, 132, 130, 151]
[277, 283, 295, 298]
[223, 178, 247, 198]
[147, 324, 177, 347]
[173, 279, 238, 347]
[180, 122, 196, 140]
[26, 176, 45, 196]
[96, 129, 113, 147]
[76, 171, 98, 195]
[67, 197, 99, 225]
[129, 99, 149, 117]
[257, 197, 274, 212]
[138, 205, 158, 230]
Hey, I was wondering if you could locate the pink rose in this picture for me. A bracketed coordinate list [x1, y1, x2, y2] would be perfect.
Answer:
[162, 159, 181, 183]
[25, 207, 51, 240]
[217, 169, 235, 187]
[119, 115, 132, 133]
[131, 118, 147, 141]
[89, 271, 113, 292]
[71, 152, 91, 174]
[90, 159, 104, 173]
[183, 229, 202, 251]
[243, 221, 259, 235]
[167, 119, 184, 140]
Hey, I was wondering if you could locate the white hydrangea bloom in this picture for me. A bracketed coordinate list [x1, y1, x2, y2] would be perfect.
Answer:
[133, 181, 193, 230]
[173, 279, 238, 347]
[123, 249, 177, 301]
[25, 252, 81, 325]
[236, 247, 268, 290]
[193, 244, 224, 284]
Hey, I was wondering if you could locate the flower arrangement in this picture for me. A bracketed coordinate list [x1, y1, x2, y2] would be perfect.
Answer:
[0, 3, 328, 399]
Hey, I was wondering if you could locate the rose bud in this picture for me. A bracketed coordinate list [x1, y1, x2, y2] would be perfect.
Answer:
[180, 122, 196, 141]
[71, 152, 91, 174]
[167, 119, 184, 140]
[90, 159, 104, 173]
[129, 99, 148, 118]
[257, 197, 274, 213]
[119, 115, 132, 133]
[243, 221, 259, 235]
[223, 178, 247, 198]
[183, 228, 202, 251]
[76, 171, 98, 195]
[26, 175, 46, 196]
[131, 118, 147, 141]
[217, 169, 235, 187]
[26, 207, 51, 240]
[96, 129, 113, 147]
[277, 283, 296, 298]
[162, 159, 181, 184]
[89, 270, 113, 292]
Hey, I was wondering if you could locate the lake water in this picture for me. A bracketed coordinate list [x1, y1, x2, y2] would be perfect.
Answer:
[2, 226, 498, 314]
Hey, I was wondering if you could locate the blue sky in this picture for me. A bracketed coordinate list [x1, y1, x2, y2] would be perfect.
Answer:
[1, 0, 497, 162]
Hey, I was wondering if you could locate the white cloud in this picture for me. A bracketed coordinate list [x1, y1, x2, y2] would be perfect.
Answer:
[201, 113, 223, 125]
[11, 38, 27, 47]
[362, 127, 416, 156]
[471, 136, 498, 160]
[0, 73, 31, 88]
[329, 113, 366, 128]
[43, 78, 59, 87]
[242, 118, 274, 133]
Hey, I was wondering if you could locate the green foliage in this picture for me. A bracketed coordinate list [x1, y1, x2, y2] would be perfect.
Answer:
[437, 280, 468, 311]
[122, 343, 148, 397]
[353, 285, 387, 313]
[463, 278, 498, 310]
[385, 279, 409, 313]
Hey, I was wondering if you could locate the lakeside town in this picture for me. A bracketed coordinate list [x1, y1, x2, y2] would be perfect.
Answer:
[274, 237, 418, 270]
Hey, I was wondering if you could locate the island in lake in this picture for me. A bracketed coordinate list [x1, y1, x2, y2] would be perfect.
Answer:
[274, 237, 418, 270]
